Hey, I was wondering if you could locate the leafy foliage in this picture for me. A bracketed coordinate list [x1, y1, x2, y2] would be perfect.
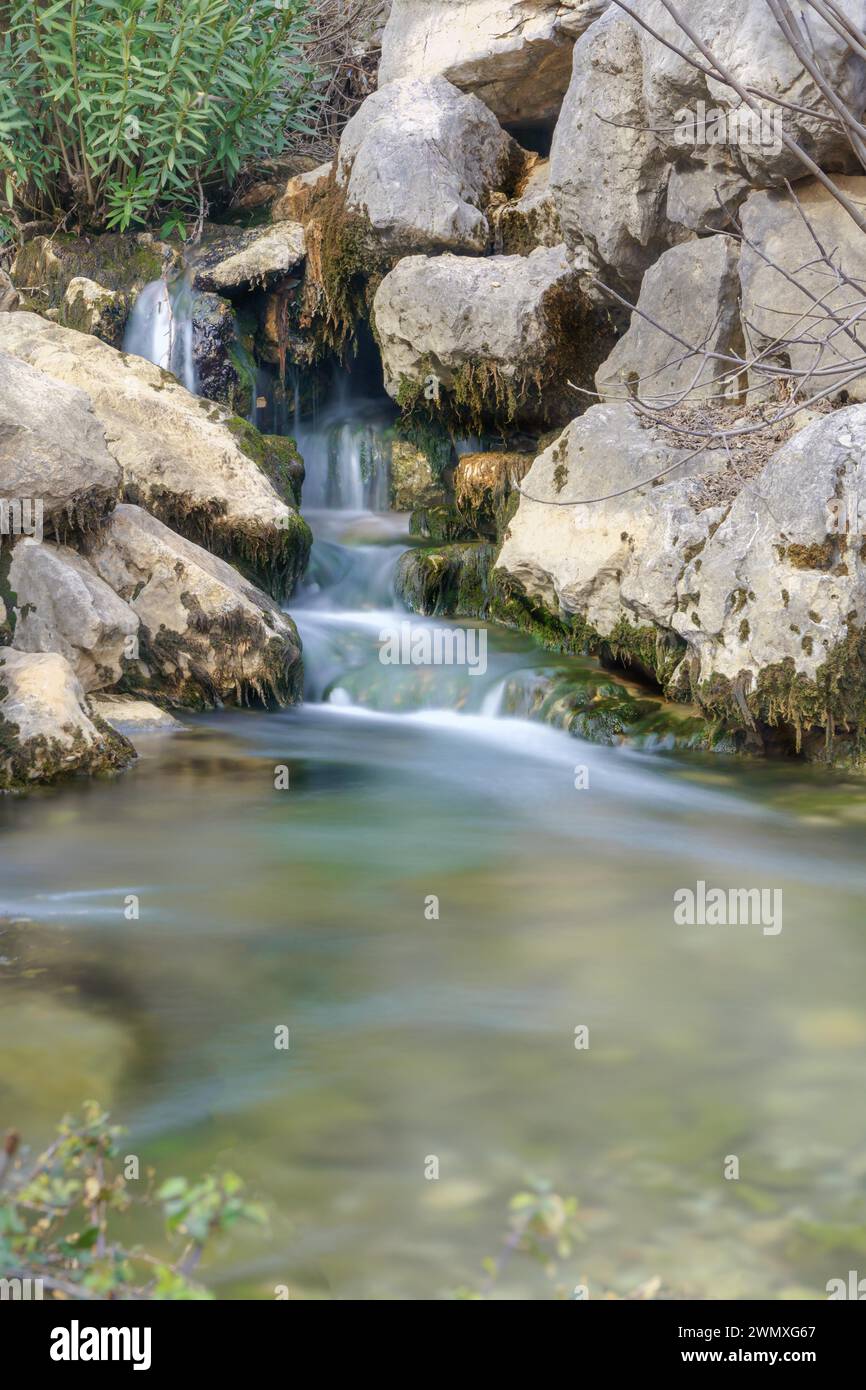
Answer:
[0, 1103, 267, 1299]
[0, 0, 316, 239]
[454, 1178, 665, 1300]
[453, 1179, 586, 1300]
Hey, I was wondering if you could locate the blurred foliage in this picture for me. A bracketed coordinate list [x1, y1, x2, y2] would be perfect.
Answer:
[0, 1103, 267, 1299]
[454, 1179, 587, 1300]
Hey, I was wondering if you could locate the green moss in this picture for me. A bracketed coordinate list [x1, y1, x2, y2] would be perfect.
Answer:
[696, 622, 866, 756]
[395, 543, 498, 618]
[226, 415, 305, 507]
[300, 172, 374, 358]
[12, 233, 172, 344]
[739, 618, 750, 642]
[784, 538, 837, 570]
[0, 548, 18, 645]
[525, 668, 712, 751]
[409, 507, 476, 545]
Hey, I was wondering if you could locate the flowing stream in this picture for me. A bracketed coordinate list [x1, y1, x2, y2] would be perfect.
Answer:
[2, 330, 866, 1299]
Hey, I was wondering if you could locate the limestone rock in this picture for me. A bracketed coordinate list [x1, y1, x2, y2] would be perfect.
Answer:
[496, 401, 728, 684]
[551, 0, 866, 294]
[62, 277, 126, 348]
[0, 648, 133, 790]
[373, 244, 598, 428]
[396, 540, 498, 617]
[8, 538, 139, 693]
[337, 76, 524, 256]
[272, 162, 333, 223]
[192, 223, 306, 294]
[491, 159, 562, 254]
[86, 504, 303, 710]
[89, 694, 184, 735]
[739, 179, 866, 402]
[390, 441, 447, 510]
[0, 313, 311, 598]
[596, 236, 742, 406]
[190, 291, 253, 414]
[639, 0, 866, 184]
[665, 162, 751, 235]
[674, 405, 866, 740]
[379, 0, 609, 126]
[550, 6, 682, 296]
[0, 348, 121, 539]
[0, 270, 19, 313]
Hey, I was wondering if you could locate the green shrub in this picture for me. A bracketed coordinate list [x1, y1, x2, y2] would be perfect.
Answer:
[0, 0, 316, 241]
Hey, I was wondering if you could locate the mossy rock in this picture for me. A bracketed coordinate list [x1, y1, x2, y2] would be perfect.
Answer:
[409, 506, 477, 545]
[226, 416, 305, 508]
[12, 233, 175, 341]
[395, 542, 499, 619]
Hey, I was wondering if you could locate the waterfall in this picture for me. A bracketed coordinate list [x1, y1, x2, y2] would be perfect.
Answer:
[293, 376, 393, 513]
[123, 271, 197, 393]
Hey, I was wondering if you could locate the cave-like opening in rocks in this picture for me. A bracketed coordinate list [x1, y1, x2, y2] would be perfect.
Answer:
[503, 119, 555, 159]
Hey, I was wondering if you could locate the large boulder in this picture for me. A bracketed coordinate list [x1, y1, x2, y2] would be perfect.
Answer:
[596, 236, 742, 405]
[0, 313, 311, 599]
[551, 0, 866, 294]
[373, 244, 602, 428]
[0, 648, 133, 791]
[673, 406, 866, 747]
[739, 179, 866, 402]
[336, 76, 524, 256]
[496, 401, 729, 684]
[8, 539, 139, 693]
[497, 398, 866, 755]
[550, 6, 683, 296]
[638, 0, 866, 183]
[379, 0, 608, 126]
[86, 505, 303, 710]
[0, 349, 121, 540]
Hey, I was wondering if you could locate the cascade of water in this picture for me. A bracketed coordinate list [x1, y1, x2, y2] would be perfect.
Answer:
[294, 382, 393, 513]
[123, 271, 197, 393]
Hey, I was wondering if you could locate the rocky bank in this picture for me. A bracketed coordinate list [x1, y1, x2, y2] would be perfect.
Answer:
[5, 0, 866, 781]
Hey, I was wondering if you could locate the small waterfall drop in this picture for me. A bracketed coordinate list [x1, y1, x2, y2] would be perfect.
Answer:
[123, 272, 197, 393]
[296, 393, 393, 513]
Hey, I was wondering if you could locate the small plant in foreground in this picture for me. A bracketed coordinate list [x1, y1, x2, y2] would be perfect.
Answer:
[0, 1103, 267, 1299]
[454, 1179, 586, 1300]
